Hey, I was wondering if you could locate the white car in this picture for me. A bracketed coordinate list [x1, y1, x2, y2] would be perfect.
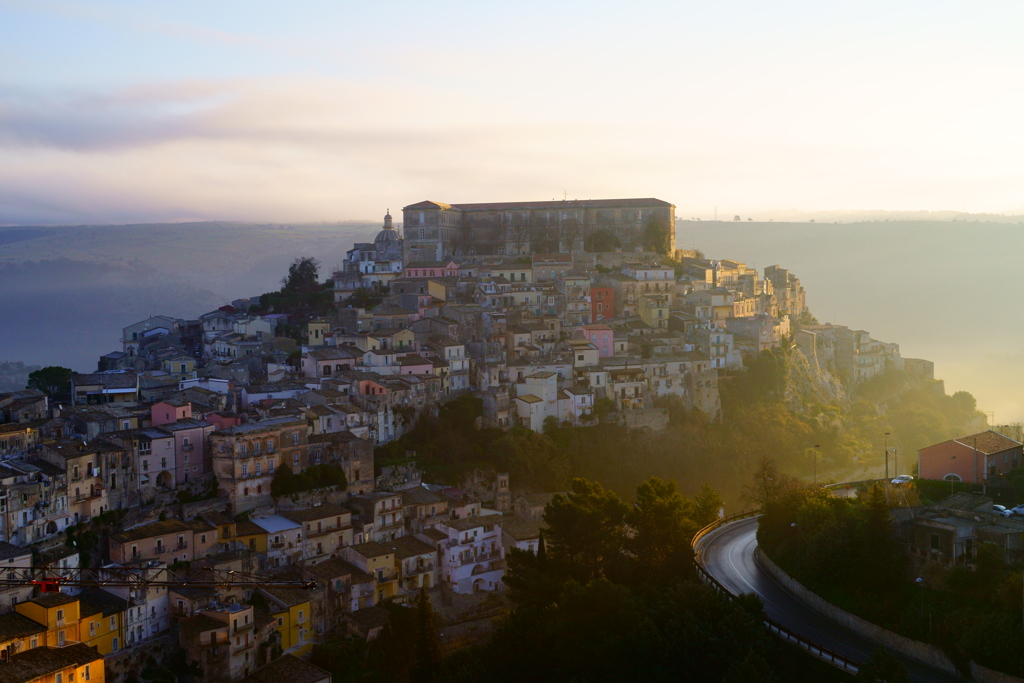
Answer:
[1011, 504, 1024, 516]
[891, 475, 914, 485]
[993, 505, 1013, 518]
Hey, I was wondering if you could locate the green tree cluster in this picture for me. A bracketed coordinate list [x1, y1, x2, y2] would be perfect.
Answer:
[26, 366, 72, 401]
[270, 463, 347, 498]
[441, 476, 842, 683]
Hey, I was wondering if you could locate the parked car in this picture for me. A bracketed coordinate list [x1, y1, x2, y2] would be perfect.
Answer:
[993, 505, 1013, 518]
[891, 475, 914, 485]
[1011, 504, 1024, 516]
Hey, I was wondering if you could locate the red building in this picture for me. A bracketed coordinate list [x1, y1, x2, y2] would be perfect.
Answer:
[590, 287, 614, 321]
[918, 430, 1022, 483]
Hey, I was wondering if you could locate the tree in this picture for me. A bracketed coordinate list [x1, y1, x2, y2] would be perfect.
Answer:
[507, 215, 531, 255]
[693, 483, 724, 526]
[282, 256, 321, 291]
[559, 217, 585, 253]
[409, 588, 442, 683]
[586, 228, 620, 252]
[270, 463, 297, 497]
[626, 477, 698, 583]
[543, 478, 629, 581]
[855, 648, 911, 683]
[641, 215, 671, 255]
[26, 366, 72, 401]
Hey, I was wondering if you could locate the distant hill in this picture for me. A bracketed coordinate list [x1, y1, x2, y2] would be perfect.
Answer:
[0, 221, 377, 372]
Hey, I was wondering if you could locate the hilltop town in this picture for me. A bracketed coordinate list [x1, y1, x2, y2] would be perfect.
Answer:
[0, 199, 930, 683]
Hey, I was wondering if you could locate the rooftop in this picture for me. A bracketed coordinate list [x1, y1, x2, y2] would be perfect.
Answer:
[951, 430, 1022, 455]
[0, 643, 101, 683]
[348, 541, 393, 559]
[241, 654, 331, 683]
[442, 513, 503, 532]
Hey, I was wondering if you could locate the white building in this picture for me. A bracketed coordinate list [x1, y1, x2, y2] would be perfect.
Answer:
[436, 514, 505, 594]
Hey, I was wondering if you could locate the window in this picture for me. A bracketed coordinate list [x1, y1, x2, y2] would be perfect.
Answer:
[112, 637, 118, 652]
[269, 461, 274, 474]
[110, 616, 116, 630]
[255, 462, 261, 476]
[267, 439, 275, 454]
[930, 533, 940, 551]
[238, 443, 246, 457]
[253, 442, 261, 456]
[84, 665, 91, 681]
[241, 464, 248, 477]
[292, 431, 300, 446]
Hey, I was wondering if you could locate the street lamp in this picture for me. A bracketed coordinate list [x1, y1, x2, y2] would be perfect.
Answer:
[916, 577, 924, 619]
[884, 432, 891, 480]
[884, 432, 891, 505]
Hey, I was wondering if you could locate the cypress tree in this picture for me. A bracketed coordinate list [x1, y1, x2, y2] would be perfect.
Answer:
[537, 529, 547, 567]
[410, 587, 441, 683]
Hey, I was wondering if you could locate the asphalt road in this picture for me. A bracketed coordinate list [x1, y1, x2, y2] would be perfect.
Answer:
[697, 517, 969, 683]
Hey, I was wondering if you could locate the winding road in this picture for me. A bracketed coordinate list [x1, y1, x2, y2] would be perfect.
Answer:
[697, 517, 969, 682]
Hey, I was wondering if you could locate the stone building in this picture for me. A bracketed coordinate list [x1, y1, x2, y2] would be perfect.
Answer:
[402, 198, 676, 261]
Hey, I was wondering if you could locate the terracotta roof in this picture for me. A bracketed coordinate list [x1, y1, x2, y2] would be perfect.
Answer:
[407, 198, 671, 211]
[282, 504, 350, 523]
[0, 643, 101, 683]
[111, 518, 197, 544]
[502, 518, 545, 541]
[0, 613, 46, 642]
[952, 430, 1022, 455]
[442, 513, 503, 532]
[241, 654, 331, 683]
[349, 541, 393, 559]
[386, 536, 436, 560]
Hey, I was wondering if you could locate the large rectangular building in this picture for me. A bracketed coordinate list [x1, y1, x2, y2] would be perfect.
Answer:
[402, 198, 675, 261]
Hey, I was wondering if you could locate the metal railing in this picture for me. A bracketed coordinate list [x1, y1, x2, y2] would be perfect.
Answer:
[691, 509, 860, 674]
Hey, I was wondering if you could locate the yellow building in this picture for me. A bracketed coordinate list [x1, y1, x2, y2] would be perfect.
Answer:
[234, 519, 269, 553]
[307, 319, 330, 347]
[79, 589, 127, 655]
[341, 542, 399, 604]
[16, 594, 80, 647]
[259, 587, 313, 657]
[638, 293, 670, 329]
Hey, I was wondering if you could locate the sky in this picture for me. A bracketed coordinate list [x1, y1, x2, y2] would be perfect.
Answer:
[4, 0, 1024, 224]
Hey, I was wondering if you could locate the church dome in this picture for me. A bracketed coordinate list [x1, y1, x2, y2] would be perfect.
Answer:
[373, 209, 401, 256]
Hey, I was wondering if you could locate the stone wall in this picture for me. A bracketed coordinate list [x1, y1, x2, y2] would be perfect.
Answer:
[104, 635, 176, 682]
[616, 407, 670, 431]
[755, 547, 1024, 683]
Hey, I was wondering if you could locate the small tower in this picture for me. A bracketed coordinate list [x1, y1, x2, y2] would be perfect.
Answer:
[495, 472, 511, 513]
[383, 209, 393, 230]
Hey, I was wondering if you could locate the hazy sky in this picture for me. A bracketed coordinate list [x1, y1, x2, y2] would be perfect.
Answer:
[3, 1, 1024, 224]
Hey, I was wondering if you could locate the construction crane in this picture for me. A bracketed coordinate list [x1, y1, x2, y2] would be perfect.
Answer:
[0, 567, 316, 593]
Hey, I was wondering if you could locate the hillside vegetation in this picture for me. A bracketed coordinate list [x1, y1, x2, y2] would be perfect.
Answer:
[381, 344, 984, 508]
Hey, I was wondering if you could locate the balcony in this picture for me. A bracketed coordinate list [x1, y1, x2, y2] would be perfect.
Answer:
[175, 541, 189, 550]
[459, 550, 501, 566]
[374, 572, 398, 584]
[232, 641, 254, 655]
[270, 541, 285, 550]
[182, 444, 194, 453]
[405, 563, 435, 577]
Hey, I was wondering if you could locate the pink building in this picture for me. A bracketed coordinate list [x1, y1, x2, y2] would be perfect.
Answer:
[918, 430, 1023, 483]
[152, 399, 192, 426]
[162, 419, 215, 484]
[573, 324, 614, 357]
[109, 517, 219, 564]
[402, 260, 458, 279]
